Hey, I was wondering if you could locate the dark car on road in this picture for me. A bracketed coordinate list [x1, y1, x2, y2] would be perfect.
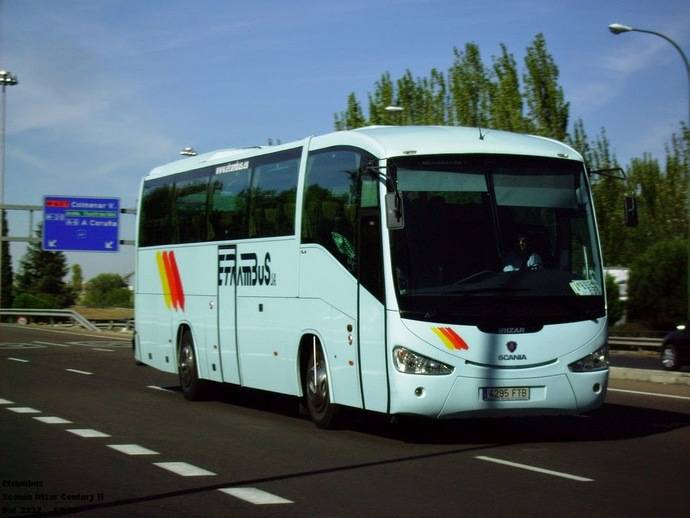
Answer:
[661, 325, 690, 370]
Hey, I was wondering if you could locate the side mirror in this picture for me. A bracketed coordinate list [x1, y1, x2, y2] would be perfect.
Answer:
[624, 196, 638, 227]
[385, 192, 405, 230]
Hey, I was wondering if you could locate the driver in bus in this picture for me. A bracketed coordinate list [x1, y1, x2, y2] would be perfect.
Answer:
[503, 234, 542, 272]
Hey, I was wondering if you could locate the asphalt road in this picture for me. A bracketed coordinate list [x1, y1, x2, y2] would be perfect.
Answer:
[1, 325, 689, 517]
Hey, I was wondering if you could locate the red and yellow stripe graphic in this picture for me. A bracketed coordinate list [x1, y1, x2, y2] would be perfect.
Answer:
[156, 251, 185, 311]
[432, 327, 469, 351]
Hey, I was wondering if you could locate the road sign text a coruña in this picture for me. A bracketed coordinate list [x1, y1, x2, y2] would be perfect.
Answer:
[43, 196, 120, 252]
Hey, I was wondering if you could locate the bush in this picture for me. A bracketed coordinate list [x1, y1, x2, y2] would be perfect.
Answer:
[82, 274, 133, 308]
[11, 292, 59, 309]
[627, 239, 687, 329]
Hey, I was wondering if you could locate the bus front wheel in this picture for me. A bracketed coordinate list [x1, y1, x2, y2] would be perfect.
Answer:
[304, 341, 340, 429]
[178, 329, 207, 401]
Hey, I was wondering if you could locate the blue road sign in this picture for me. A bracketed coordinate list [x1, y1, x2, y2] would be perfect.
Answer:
[43, 196, 120, 252]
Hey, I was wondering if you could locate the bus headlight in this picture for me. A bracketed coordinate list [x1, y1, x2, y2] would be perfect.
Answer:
[393, 346, 454, 375]
[568, 345, 609, 372]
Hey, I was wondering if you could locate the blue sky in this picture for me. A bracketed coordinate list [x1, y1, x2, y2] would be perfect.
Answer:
[1, 0, 689, 281]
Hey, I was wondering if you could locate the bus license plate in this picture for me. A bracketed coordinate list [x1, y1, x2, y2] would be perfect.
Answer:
[482, 387, 530, 401]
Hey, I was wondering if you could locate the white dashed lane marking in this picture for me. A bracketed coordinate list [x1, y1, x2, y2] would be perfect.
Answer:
[65, 369, 93, 375]
[93, 348, 115, 352]
[34, 416, 72, 424]
[7, 407, 41, 414]
[147, 385, 174, 393]
[5, 397, 296, 506]
[476, 456, 594, 482]
[8, 357, 29, 362]
[218, 488, 293, 505]
[108, 444, 159, 456]
[33, 341, 69, 347]
[608, 388, 690, 401]
[153, 462, 217, 477]
[67, 429, 111, 438]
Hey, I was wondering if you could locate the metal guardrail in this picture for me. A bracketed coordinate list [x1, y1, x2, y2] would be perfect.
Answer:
[608, 336, 663, 350]
[0, 308, 100, 332]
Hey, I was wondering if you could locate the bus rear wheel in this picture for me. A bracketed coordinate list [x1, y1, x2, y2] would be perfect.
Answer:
[178, 329, 207, 401]
[304, 341, 340, 429]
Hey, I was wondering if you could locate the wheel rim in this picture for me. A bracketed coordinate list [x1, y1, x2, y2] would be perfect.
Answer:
[179, 342, 194, 388]
[306, 350, 329, 415]
[661, 347, 677, 368]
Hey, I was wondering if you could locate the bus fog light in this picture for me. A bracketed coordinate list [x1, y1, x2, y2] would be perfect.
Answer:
[414, 387, 425, 397]
[568, 345, 609, 372]
[593, 383, 601, 393]
[393, 346, 454, 375]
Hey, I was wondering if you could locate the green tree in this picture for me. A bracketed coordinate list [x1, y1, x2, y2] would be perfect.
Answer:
[82, 273, 133, 308]
[1, 210, 12, 308]
[490, 44, 528, 132]
[14, 225, 73, 308]
[567, 118, 592, 166]
[334, 92, 366, 130]
[367, 73, 396, 125]
[449, 42, 492, 127]
[605, 273, 625, 327]
[523, 33, 569, 140]
[70, 264, 84, 303]
[627, 239, 687, 329]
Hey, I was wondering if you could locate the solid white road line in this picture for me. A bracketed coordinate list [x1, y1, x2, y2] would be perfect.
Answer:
[8, 358, 29, 363]
[0, 399, 14, 404]
[34, 416, 72, 424]
[608, 388, 690, 401]
[218, 488, 293, 505]
[33, 341, 69, 347]
[7, 407, 41, 414]
[107, 444, 159, 456]
[475, 456, 594, 482]
[66, 429, 111, 438]
[65, 369, 93, 375]
[153, 462, 216, 477]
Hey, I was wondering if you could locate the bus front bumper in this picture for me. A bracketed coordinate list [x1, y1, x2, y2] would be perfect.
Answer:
[389, 370, 609, 418]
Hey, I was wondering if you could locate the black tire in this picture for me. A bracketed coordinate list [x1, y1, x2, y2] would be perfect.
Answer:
[178, 329, 208, 400]
[661, 343, 680, 371]
[304, 340, 340, 429]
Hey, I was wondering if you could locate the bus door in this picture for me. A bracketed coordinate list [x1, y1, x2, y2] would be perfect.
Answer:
[217, 243, 241, 384]
[356, 178, 388, 413]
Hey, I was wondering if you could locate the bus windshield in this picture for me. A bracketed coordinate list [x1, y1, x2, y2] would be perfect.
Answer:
[389, 154, 604, 327]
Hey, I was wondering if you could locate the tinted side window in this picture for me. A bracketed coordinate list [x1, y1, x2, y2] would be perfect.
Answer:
[302, 149, 362, 272]
[249, 150, 300, 238]
[174, 170, 211, 243]
[209, 169, 250, 241]
[140, 179, 172, 247]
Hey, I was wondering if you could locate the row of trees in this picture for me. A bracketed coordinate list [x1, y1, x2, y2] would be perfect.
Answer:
[334, 33, 690, 328]
[1, 227, 132, 309]
[335, 35, 569, 140]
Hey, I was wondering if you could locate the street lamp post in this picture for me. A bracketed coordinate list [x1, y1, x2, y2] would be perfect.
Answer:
[0, 70, 18, 309]
[608, 23, 690, 322]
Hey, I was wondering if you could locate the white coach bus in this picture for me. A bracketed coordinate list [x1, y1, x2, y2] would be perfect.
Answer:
[134, 126, 609, 427]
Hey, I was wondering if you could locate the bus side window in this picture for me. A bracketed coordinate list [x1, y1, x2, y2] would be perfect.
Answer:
[302, 149, 361, 272]
[174, 172, 211, 244]
[209, 171, 250, 241]
[140, 180, 173, 247]
[249, 155, 300, 238]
